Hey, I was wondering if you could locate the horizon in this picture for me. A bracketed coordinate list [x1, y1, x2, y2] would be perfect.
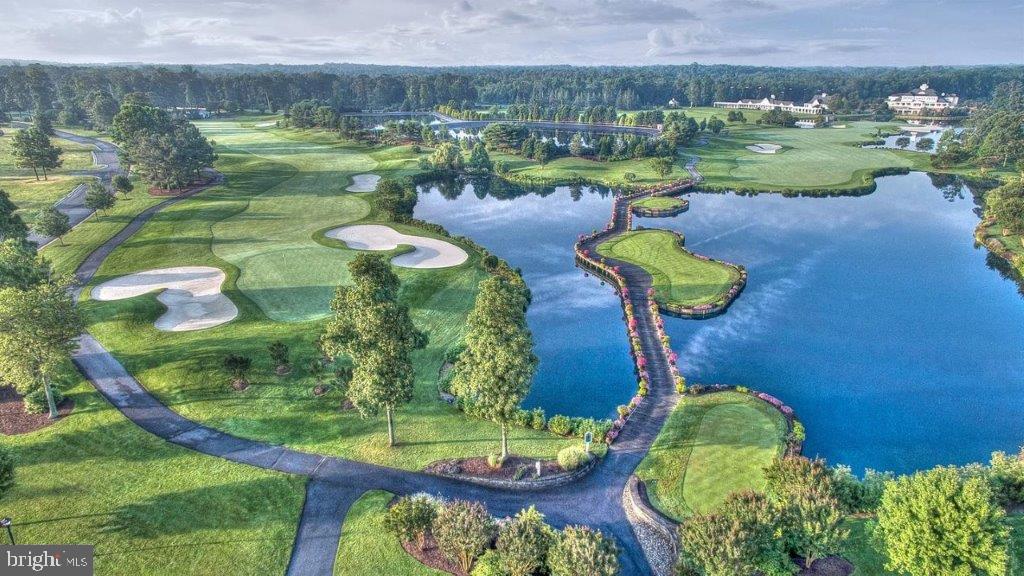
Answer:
[2, 0, 1022, 67]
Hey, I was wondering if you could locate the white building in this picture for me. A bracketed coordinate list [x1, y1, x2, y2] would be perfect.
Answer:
[886, 84, 959, 114]
[713, 93, 830, 115]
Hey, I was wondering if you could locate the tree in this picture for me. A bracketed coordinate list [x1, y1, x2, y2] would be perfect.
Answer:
[0, 444, 14, 500]
[764, 456, 847, 565]
[112, 174, 134, 198]
[31, 207, 70, 245]
[547, 526, 619, 576]
[895, 136, 911, 149]
[876, 467, 1009, 576]
[85, 90, 119, 130]
[110, 94, 169, 174]
[452, 276, 537, 460]
[267, 341, 290, 371]
[11, 127, 62, 180]
[914, 137, 934, 151]
[0, 239, 51, 290]
[0, 189, 29, 242]
[650, 156, 673, 179]
[384, 495, 437, 550]
[430, 141, 464, 172]
[321, 254, 426, 446]
[497, 506, 553, 576]
[433, 500, 496, 574]
[0, 277, 83, 418]
[569, 132, 585, 157]
[374, 177, 417, 221]
[707, 116, 726, 134]
[467, 141, 493, 173]
[222, 354, 253, 388]
[33, 113, 54, 136]
[677, 491, 790, 576]
[84, 181, 115, 215]
[988, 447, 1024, 505]
[534, 140, 554, 166]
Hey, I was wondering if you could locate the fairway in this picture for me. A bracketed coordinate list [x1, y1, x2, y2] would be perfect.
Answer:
[79, 119, 576, 470]
[597, 229, 740, 308]
[694, 121, 917, 190]
[636, 391, 789, 519]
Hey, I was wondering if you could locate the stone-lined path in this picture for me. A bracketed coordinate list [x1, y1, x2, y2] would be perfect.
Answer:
[67, 152, 707, 575]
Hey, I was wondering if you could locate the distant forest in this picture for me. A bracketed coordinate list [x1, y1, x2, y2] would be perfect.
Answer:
[2, 62, 1023, 115]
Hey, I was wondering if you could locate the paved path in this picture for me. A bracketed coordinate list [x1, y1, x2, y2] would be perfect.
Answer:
[66, 151, 707, 575]
[17, 126, 122, 247]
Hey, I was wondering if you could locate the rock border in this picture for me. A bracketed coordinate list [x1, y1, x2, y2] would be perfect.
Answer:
[630, 197, 690, 218]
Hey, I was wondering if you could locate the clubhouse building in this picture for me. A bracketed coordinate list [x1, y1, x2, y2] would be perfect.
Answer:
[885, 84, 959, 114]
[713, 93, 831, 115]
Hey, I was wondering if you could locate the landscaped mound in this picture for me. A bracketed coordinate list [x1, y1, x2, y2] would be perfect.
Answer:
[326, 224, 469, 269]
[596, 229, 745, 317]
[636, 391, 789, 519]
[631, 195, 690, 217]
[91, 266, 238, 331]
[347, 173, 381, 192]
[746, 143, 782, 154]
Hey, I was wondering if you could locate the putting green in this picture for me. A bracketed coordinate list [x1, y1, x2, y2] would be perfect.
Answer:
[597, 229, 740, 308]
[633, 196, 687, 210]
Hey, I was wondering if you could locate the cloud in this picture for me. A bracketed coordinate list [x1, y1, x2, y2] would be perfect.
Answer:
[646, 25, 793, 57]
[30, 8, 151, 54]
[440, 1, 536, 33]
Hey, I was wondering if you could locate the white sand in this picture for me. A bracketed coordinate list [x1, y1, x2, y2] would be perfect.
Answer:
[255, 121, 276, 128]
[91, 267, 238, 332]
[326, 224, 468, 269]
[347, 174, 380, 192]
[746, 143, 782, 154]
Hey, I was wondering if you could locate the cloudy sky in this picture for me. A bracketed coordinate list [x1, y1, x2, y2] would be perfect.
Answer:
[2, 0, 1022, 66]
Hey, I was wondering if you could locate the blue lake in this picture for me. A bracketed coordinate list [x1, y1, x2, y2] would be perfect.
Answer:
[415, 173, 1024, 474]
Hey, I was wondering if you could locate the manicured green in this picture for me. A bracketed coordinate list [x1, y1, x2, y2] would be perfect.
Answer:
[0, 127, 94, 222]
[632, 196, 687, 210]
[636, 391, 788, 520]
[490, 149, 691, 187]
[597, 229, 740, 308]
[0, 381, 306, 575]
[81, 119, 575, 471]
[333, 490, 444, 576]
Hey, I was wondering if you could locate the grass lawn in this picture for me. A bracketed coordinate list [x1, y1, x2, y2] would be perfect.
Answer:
[1, 127, 95, 222]
[597, 229, 740, 308]
[79, 119, 576, 471]
[0, 381, 306, 575]
[490, 149, 693, 188]
[636, 391, 788, 520]
[632, 196, 687, 210]
[333, 490, 444, 576]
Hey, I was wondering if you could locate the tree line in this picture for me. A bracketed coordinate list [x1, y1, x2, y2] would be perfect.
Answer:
[4, 63, 1023, 119]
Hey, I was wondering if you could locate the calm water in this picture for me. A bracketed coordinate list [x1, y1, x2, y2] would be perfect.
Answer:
[415, 173, 1024, 474]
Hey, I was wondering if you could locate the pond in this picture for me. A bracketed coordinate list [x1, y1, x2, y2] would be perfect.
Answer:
[415, 172, 1024, 474]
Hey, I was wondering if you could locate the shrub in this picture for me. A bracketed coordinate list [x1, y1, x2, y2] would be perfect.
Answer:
[434, 500, 496, 574]
[735, 385, 749, 394]
[547, 415, 572, 436]
[497, 506, 553, 576]
[23, 386, 63, 414]
[487, 453, 505, 469]
[569, 417, 593, 437]
[790, 421, 806, 443]
[557, 446, 590, 471]
[0, 444, 14, 500]
[623, 172, 637, 182]
[267, 340, 289, 368]
[988, 447, 1024, 505]
[223, 354, 252, 383]
[616, 405, 630, 418]
[384, 495, 437, 550]
[529, 408, 546, 430]
[470, 550, 505, 576]
[512, 409, 531, 428]
[547, 526, 619, 576]
[675, 376, 686, 394]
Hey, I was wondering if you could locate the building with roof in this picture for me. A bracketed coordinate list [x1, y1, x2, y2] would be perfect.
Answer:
[886, 84, 959, 114]
[713, 93, 830, 115]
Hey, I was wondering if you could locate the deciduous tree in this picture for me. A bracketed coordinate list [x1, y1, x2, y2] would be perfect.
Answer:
[31, 206, 70, 245]
[11, 127, 62, 180]
[0, 189, 29, 242]
[84, 181, 115, 215]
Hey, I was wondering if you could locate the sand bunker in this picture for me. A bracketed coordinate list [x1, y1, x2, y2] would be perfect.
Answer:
[746, 143, 782, 154]
[326, 224, 468, 269]
[347, 174, 380, 192]
[254, 121, 276, 128]
[91, 267, 238, 332]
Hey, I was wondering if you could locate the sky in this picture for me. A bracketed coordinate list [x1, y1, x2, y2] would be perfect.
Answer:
[1, 0, 1022, 67]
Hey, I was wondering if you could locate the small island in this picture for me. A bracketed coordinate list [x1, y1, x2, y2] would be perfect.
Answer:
[597, 229, 746, 317]
[630, 195, 690, 217]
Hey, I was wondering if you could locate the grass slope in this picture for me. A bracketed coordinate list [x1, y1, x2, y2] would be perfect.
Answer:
[0, 127, 94, 222]
[636, 391, 788, 520]
[0, 382, 305, 575]
[80, 119, 574, 470]
[597, 229, 740, 308]
[333, 490, 444, 576]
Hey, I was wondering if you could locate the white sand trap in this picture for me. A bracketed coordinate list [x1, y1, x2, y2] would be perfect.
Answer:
[91, 267, 238, 332]
[326, 225, 468, 269]
[746, 143, 782, 154]
[347, 173, 380, 192]
[255, 121, 276, 127]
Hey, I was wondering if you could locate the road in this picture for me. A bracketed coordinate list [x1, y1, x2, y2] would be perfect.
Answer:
[65, 148, 705, 575]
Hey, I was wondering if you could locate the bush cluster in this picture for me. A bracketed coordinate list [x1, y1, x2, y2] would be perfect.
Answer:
[557, 446, 591, 471]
